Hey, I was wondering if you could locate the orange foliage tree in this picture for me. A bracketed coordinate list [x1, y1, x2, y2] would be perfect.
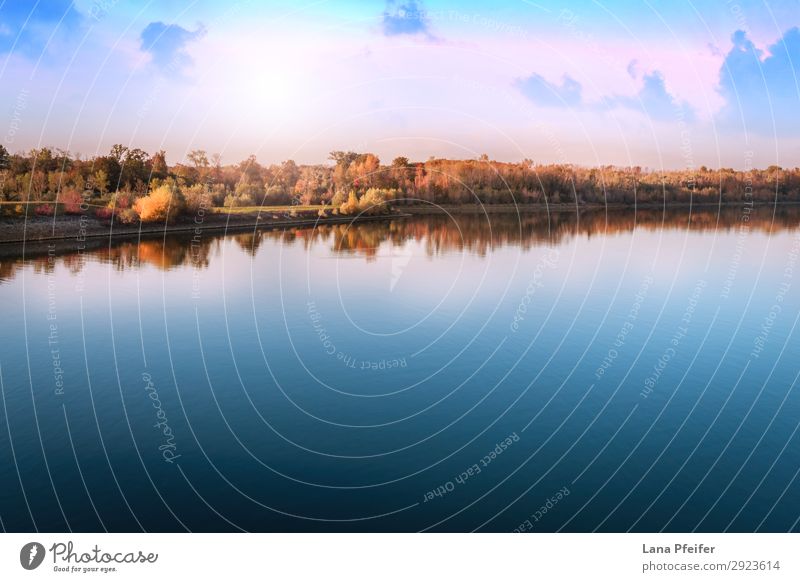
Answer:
[134, 183, 185, 223]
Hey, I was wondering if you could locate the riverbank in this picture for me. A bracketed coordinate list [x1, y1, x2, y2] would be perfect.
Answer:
[400, 201, 800, 214]
[2, 200, 797, 250]
[0, 210, 402, 247]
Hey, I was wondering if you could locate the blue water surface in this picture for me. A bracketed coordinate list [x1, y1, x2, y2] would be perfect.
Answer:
[1, 208, 799, 532]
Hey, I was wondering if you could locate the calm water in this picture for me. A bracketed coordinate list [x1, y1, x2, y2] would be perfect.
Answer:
[1, 207, 800, 532]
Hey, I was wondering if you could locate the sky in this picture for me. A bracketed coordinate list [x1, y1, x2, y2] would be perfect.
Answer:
[1, 0, 800, 169]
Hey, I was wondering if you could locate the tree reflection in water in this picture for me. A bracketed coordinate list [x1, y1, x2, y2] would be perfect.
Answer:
[2, 205, 799, 283]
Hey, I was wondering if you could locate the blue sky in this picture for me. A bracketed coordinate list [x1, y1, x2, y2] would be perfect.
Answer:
[1, 0, 799, 169]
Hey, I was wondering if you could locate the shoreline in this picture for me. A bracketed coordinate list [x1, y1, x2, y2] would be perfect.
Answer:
[1, 200, 797, 252]
[0, 212, 409, 261]
[400, 200, 800, 214]
[0, 212, 404, 247]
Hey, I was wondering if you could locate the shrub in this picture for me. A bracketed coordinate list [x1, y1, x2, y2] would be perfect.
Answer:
[339, 190, 359, 215]
[35, 204, 55, 216]
[184, 184, 213, 215]
[209, 184, 227, 206]
[358, 188, 388, 215]
[224, 193, 255, 208]
[330, 190, 346, 207]
[60, 189, 85, 214]
[264, 185, 291, 205]
[118, 208, 139, 224]
[95, 207, 113, 220]
[109, 191, 132, 210]
[133, 183, 185, 223]
[231, 180, 263, 206]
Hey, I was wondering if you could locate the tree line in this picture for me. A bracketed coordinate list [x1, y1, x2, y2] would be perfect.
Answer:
[1, 144, 797, 222]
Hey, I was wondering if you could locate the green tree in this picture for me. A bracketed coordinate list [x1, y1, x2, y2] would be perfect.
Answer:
[150, 150, 168, 180]
[122, 147, 149, 189]
[94, 152, 122, 191]
[0, 144, 10, 169]
[109, 144, 128, 163]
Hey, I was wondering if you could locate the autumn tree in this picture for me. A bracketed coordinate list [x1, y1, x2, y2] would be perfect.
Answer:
[339, 190, 359, 215]
[238, 155, 263, 186]
[329, 151, 359, 193]
[187, 149, 209, 183]
[349, 153, 380, 189]
[358, 187, 388, 215]
[210, 153, 223, 183]
[278, 159, 300, 191]
[134, 182, 185, 223]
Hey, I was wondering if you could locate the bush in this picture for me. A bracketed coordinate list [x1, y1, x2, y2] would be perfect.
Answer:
[60, 189, 85, 214]
[35, 204, 55, 216]
[229, 180, 263, 207]
[184, 184, 213, 215]
[224, 193, 254, 208]
[358, 188, 388, 215]
[264, 185, 291, 205]
[118, 208, 139, 224]
[209, 184, 227, 206]
[339, 190, 359, 215]
[95, 207, 113, 220]
[133, 183, 185, 223]
[109, 191, 133, 210]
[330, 190, 346, 206]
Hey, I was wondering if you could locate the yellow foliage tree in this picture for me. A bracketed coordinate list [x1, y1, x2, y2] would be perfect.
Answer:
[339, 190, 359, 215]
[134, 183, 184, 223]
[358, 187, 387, 215]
